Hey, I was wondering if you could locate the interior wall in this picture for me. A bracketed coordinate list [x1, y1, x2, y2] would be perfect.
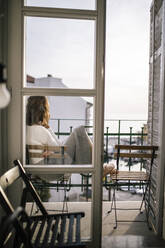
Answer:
[0, 1, 2, 172]
[0, 0, 8, 176]
[0, 0, 9, 219]
[0, 0, 3, 173]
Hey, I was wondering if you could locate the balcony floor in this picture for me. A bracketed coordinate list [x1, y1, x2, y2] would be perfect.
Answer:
[26, 200, 154, 241]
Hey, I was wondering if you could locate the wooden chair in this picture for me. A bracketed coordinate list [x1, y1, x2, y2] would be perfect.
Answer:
[107, 145, 158, 229]
[0, 159, 86, 247]
[26, 144, 71, 212]
[26, 144, 68, 164]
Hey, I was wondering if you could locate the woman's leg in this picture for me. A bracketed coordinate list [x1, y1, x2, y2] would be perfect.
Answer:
[64, 126, 92, 164]
[64, 125, 117, 176]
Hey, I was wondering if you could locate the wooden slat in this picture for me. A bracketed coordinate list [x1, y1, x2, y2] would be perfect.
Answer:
[59, 215, 67, 244]
[30, 219, 39, 240]
[50, 216, 60, 246]
[28, 153, 68, 159]
[34, 219, 46, 247]
[114, 153, 157, 159]
[41, 217, 53, 248]
[27, 145, 67, 152]
[75, 214, 81, 243]
[115, 145, 158, 150]
[111, 171, 148, 181]
[68, 214, 74, 243]
[0, 167, 20, 191]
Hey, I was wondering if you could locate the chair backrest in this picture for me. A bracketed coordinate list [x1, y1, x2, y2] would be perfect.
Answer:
[0, 160, 48, 216]
[0, 166, 20, 215]
[26, 144, 67, 164]
[114, 145, 158, 171]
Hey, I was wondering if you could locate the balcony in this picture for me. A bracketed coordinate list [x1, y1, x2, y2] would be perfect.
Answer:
[30, 118, 148, 201]
[24, 118, 155, 243]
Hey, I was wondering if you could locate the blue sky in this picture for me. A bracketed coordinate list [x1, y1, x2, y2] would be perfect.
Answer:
[26, 0, 152, 120]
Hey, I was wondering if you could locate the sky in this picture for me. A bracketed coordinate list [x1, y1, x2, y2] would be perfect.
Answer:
[26, 0, 152, 120]
[105, 0, 152, 120]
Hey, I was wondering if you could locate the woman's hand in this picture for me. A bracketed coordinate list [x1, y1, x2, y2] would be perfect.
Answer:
[42, 150, 52, 157]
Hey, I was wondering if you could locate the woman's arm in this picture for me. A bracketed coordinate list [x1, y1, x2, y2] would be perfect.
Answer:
[47, 128, 61, 146]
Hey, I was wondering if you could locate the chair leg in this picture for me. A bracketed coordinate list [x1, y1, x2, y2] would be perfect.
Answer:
[113, 188, 117, 229]
[107, 189, 115, 214]
[139, 182, 150, 213]
[145, 184, 152, 230]
[139, 186, 146, 213]
[62, 188, 68, 213]
[106, 186, 118, 229]
[139, 183, 152, 231]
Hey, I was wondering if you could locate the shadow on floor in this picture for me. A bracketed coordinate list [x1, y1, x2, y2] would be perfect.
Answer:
[102, 235, 165, 248]
[102, 209, 165, 248]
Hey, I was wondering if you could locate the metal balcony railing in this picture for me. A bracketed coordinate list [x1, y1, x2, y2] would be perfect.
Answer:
[33, 119, 148, 202]
[52, 118, 147, 164]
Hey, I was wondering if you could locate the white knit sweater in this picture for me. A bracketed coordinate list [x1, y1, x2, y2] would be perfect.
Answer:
[26, 125, 61, 164]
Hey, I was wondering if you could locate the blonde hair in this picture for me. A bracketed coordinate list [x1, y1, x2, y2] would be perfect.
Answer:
[26, 96, 50, 128]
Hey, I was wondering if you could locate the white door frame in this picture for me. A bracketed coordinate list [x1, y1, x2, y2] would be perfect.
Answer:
[7, 0, 106, 246]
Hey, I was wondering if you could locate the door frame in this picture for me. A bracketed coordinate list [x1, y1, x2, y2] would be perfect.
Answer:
[7, 0, 106, 247]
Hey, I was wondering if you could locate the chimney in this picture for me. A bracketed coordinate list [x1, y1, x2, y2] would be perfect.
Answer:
[27, 75, 35, 83]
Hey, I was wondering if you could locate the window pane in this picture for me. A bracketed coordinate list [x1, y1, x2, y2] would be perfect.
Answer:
[25, 95, 93, 165]
[25, 95, 93, 241]
[24, 17, 95, 89]
[24, 0, 96, 10]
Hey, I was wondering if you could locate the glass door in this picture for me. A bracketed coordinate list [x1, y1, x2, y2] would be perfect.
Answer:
[8, 0, 106, 246]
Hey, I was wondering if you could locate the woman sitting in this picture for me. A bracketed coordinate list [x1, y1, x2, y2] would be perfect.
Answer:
[26, 96, 117, 179]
